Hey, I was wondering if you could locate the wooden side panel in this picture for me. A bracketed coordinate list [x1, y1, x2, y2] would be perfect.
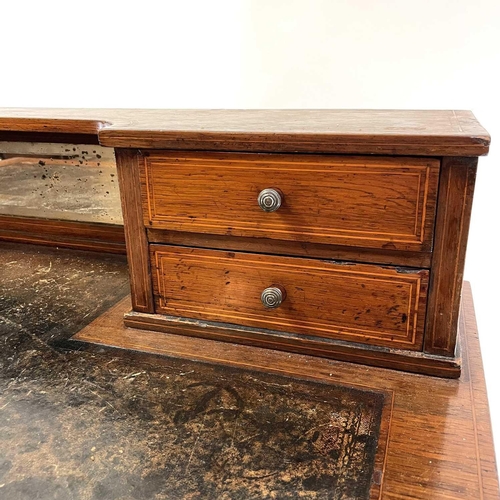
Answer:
[141, 152, 440, 252]
[151, 245, 429, 350]
[0, 215, 126, 254]
[115, 149, 154, 312]
[424, 157, 477, 355]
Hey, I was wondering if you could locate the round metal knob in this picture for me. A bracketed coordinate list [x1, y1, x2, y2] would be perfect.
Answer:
[258, 188, 282, 212]
[261, 286, 286, 309]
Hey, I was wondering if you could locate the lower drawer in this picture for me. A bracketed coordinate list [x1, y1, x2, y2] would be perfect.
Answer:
[150, 245, 428, 350]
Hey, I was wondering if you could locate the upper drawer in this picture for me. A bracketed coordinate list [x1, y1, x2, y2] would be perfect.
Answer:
[140, 152, 440, 252]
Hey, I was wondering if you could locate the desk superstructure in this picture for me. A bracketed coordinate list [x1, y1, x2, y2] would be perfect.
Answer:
[0, 108, 491, 377]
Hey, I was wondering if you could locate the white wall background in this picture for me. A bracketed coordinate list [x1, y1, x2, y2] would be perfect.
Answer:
[2, 0, 499, 460]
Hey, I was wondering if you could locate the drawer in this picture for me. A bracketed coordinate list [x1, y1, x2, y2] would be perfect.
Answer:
[151, 245, 428, 350]
[141, 152, 439, 252]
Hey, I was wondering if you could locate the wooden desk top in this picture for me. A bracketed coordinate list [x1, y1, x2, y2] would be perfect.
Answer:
[0, 108, 490, 156]
[75, 282, 499, 499]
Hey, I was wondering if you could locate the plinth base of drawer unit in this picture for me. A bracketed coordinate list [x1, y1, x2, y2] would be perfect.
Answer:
[123, 311, 462, 378]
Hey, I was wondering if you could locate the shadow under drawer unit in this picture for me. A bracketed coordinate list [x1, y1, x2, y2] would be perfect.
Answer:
[113, 109, 490, 378]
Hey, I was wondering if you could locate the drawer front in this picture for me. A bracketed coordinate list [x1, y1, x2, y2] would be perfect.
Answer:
[151, 245, 428, 350]
[141, 152, 439, 252]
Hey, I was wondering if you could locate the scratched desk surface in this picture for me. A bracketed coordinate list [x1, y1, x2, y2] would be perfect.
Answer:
[0, 242, 388, 500]
[0, 242, 498, 499]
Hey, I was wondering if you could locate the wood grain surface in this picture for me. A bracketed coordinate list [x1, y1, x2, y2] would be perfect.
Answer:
[150, 245, 429, 350]
[425, 157, 478, 356]
[73, 282, 499, 499]
[123, 309, 460, 378]
[147, 229, 433, 268]
[0, 108, 490, 156]
[0, 215, 126, 254]
[141, 152, 440, 252]
[115, 149, 154, 312]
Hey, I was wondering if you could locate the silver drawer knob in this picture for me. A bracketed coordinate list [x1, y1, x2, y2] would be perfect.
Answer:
[261, 286, 286, 309]
[258, 188, 282, 212]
